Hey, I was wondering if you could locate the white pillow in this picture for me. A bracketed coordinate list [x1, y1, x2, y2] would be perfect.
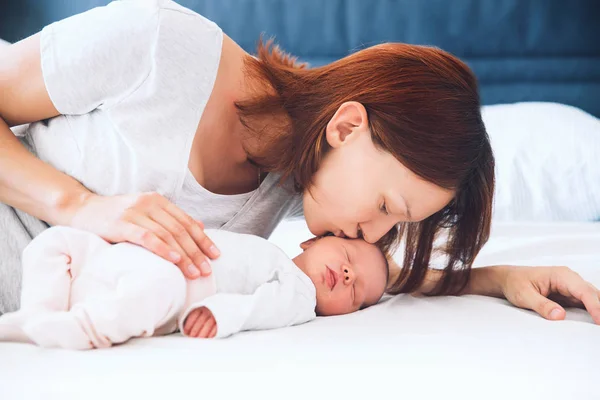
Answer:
[482, 102, 600, 221]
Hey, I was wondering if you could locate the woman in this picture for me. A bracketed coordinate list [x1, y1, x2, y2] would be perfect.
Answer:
[0, 0, 598, 323]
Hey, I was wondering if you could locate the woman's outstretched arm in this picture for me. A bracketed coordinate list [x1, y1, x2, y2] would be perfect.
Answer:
[392, 262, 600, 324]
[409, 265, 505, 297]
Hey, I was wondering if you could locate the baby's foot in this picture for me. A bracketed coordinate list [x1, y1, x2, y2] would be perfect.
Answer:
[0, 310, 40, 344]
[22, 312, 94, 350]
[0, 321, 33, 344]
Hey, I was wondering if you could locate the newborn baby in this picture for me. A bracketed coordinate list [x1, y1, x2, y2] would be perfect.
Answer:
[0, 226, 388, 349]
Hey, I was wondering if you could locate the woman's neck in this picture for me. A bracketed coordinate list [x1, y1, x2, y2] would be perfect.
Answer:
[188, 35, 277, 195]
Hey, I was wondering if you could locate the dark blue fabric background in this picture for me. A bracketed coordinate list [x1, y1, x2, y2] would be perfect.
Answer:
[1, 0, 599, 117]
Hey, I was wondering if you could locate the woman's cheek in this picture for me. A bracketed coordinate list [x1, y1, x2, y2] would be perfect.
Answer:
[302, 193, 324, 232]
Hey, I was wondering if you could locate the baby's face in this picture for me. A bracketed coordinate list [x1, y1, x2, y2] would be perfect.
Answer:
[292, 236, 388, 316]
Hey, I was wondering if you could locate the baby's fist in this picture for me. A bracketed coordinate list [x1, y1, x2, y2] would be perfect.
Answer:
[183, 307, 217, 338]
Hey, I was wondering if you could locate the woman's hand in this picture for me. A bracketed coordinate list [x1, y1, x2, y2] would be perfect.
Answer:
[499, 265, 600, 324]
[68, 192, 220, 278]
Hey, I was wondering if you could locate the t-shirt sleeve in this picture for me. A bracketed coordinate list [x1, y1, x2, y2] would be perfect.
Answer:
[40, 0, 160, 115]
[286, 194, 305, 219]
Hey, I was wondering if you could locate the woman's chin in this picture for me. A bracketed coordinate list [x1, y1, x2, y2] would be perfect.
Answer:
[304, 218, 322, 237]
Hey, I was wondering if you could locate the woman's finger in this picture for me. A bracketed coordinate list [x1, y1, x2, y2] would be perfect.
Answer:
[554, 269, 600, 324]
[580, 288, 600, 325]
[563, 282, 600, 325]
[122, 193, 217, 277]
[140, 209, 202, 277]
[516, 284, 566, 321]
[119, 220, 181, 265]
[128, 212, 205, 279]
[147, 208, 210, 278]
[162, 201, 220, 260]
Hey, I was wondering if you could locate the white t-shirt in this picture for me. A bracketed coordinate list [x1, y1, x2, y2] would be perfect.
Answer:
[15, 0, 303, 239]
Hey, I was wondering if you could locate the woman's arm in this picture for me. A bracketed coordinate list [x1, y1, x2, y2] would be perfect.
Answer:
[399, 263, 600, 324]
[0, 116, 91, 226]
[459, 266, 505, 297]
[0, 35, 218, 279]
[0, 34, 87, 225]
[396, 265, 503, 297]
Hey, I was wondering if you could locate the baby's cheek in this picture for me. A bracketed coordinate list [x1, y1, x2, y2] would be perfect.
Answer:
[316, 291, 353, 316]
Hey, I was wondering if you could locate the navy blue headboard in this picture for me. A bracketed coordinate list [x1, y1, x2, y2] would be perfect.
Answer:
[2, 0, 599, 117]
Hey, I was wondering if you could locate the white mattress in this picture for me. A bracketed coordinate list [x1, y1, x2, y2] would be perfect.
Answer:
[1, 220, 599, 400]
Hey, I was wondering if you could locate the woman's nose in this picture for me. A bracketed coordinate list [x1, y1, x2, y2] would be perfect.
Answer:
[361, 216, 398, 243]
[342, 265, 355, 285]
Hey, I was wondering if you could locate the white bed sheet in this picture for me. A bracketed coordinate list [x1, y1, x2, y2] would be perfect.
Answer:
[1, 220, 599, 400]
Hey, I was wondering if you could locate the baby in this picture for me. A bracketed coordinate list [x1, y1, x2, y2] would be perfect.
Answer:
[0, 226, 388, 349]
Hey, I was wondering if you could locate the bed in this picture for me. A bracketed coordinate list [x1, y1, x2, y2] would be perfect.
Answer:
[1, 1, 599, 399]
[0, 219, 599, 399]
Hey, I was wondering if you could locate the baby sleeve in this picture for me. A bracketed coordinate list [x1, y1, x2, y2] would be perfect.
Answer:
[40, 0, 160, 115]
[181, 271, 317, 339]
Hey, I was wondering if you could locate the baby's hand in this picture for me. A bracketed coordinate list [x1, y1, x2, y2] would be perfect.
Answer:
[183, 307, 217, 338]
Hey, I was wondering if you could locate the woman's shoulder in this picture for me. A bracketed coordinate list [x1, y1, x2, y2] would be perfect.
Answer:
[39, 0, 224, 115]
[153, 1, 223, 66]
[44, 1, 223, 59]
[157, 0, 220, 29]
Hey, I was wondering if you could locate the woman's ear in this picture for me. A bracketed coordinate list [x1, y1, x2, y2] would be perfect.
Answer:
[325, 101, 369, 149]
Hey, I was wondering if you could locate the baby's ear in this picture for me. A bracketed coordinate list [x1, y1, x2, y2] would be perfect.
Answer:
[300, 237, 319, 250]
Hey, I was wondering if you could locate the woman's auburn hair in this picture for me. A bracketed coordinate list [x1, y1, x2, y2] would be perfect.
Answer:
[236, 38, 495, 296]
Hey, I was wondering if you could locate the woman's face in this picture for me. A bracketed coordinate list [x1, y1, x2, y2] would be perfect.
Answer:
[302, 102, 454, 243]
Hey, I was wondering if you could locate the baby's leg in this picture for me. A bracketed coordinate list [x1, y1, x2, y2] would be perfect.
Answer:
[19, 226, 111, 311]
[0, 226, 110, 344]
[20, 243, 187, 349]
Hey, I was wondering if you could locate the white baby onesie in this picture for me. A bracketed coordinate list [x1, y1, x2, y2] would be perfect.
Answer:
[0, 227, 316, 349]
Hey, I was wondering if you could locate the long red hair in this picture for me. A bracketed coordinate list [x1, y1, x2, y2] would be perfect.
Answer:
[236, 39, 495, 296]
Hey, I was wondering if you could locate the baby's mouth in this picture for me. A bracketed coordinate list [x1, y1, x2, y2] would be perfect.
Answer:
[325, 266, 338, 291]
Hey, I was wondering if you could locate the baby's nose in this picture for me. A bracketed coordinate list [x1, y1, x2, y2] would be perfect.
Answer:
[342, 266, 355, 285]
